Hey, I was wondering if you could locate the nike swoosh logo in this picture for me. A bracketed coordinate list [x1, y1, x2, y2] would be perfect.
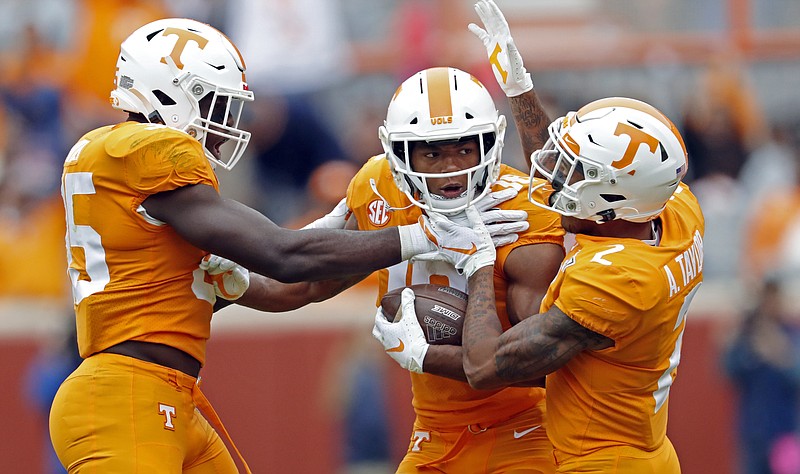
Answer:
[442, 243, 478, 255]
[420, 221, 439, 247]
[513, 425, 542, 439]
[386, 339, 405, 353]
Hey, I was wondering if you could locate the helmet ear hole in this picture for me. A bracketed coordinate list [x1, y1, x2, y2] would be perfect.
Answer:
[600, 194, 626, 203]
[152, 90, 176, 106]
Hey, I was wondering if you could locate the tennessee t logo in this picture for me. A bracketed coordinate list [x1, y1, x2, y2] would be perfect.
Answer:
[612, 122, 659, 172]
[411, 431, 431, 452]
[489, 44, 509, 84]
[161, 27, 208, 69]
[159, 403, 177, 431]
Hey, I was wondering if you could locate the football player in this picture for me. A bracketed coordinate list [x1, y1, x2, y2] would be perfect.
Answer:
[51, 18, 495, 473]
[206, 2, 566, 471]
[222, 65, 565, 472]
[458, 96, 704, 473]
[363, 3, 565, 470]
[359, 65, 565, 473]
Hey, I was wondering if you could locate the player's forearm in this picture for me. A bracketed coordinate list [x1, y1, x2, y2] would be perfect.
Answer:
[152, 187, 404, 283]
[251, 227, 402, 283]
[463, 266, 506, 390]
[509, 90, 551, 170]
[234, 273, 366, 312]
[422, 345, 468, 382]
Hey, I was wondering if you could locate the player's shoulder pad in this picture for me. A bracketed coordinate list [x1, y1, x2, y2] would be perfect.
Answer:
[347, 154, 396, 206]
[354, 154, 390, 182]
[104, 122, 200, 158]
[667, 182, 704, 226]
[491, 165, 536, 208]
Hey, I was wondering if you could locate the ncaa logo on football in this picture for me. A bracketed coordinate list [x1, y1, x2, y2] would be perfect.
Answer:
[367, 199, 391, 227]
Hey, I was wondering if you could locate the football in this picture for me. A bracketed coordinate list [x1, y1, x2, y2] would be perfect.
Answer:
[380, 284, 468, 345]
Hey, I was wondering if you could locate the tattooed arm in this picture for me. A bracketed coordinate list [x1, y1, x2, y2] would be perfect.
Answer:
[463, 266, 613, 390]
[509, 91, 551, 171]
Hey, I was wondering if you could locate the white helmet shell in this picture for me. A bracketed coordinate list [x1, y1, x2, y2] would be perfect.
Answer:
[530, 97, 688, 223]
[110, 18, 254, 170]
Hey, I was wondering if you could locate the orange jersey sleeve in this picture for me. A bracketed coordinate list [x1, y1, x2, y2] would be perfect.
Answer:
[63, 122, 220, 364]
[541, 183, 704, 455]
[347, 157, 563, 429]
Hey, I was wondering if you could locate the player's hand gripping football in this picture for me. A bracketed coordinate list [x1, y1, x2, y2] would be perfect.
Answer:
[413, 206, 497, 278]
[473, 187, 529, 247]
[199, 254, 250, 300]
[301, 197, 351, 230]
[469, 0, 533, 97]
[372, 288, 429, 373]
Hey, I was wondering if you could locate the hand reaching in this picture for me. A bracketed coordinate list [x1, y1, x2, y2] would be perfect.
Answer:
[469, 0, 533, 97]
[413, 206, 497, 278]
[301, 197, 351, 230]
[473, 187, 529, 247]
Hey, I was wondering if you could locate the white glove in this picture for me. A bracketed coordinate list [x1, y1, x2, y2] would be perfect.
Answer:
[372, 288, 429, 373]
[474, 188, 529, 247]
[200, 254, 250, 300]
[412, 206, 496, 278]
[469, 0, 533, 97]
[301, 197, 351, 230]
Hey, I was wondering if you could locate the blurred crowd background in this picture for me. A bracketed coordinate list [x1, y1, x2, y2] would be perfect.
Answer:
[2, 0, 800, 473]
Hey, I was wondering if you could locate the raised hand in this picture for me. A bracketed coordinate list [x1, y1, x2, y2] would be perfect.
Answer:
[469, 0, 533, 97]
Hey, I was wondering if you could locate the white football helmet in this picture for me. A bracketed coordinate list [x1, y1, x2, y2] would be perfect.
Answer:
[110, 18, 254, 170]
[530, 97, 688, 223]
[378, 67, 506, 214]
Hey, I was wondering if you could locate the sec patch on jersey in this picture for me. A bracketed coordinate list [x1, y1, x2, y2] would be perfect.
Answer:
[380, 284, 468, 345]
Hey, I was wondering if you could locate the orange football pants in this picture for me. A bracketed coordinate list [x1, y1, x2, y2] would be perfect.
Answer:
[49, 352, 248, 473]
[552, 437, 680, 474]
[396, 400, 555, 473]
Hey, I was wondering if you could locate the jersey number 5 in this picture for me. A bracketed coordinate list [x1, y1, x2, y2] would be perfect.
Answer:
[63, 140, 110, 305]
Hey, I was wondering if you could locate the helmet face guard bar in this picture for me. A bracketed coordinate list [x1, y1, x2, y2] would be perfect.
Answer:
[185, 77, 253, 170]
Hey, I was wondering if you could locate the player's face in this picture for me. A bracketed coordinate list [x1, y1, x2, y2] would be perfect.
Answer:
[410, 138, 480, 200]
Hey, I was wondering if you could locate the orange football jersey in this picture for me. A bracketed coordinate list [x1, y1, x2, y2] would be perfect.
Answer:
[62, 122, 219, 364]
[347, 155, 564, 429]
[541, 183, 704, 455]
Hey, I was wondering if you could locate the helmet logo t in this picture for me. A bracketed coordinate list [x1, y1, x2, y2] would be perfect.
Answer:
[160, 27, 208, 70]
[612, 122, 659, 173]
